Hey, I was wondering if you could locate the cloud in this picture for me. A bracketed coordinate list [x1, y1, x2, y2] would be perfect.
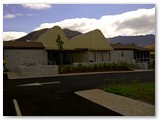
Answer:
[22, 4, 52, 10]
[4, 14, 16, 19]
[34, 7, 155, 38]
[4, 13, 38, 19]
[4, 13, 23, 19]
[3, 32, 28, 41]
[26, 14, 39, 16]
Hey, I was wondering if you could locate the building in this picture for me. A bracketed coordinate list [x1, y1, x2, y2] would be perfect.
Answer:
[70, 29, 113, 63]
[3, 41, 58, 77]
[3, 41, 47, 71]
[110, 43, 150, 69]
[37, 26, 74, 65]
[37, 26, 113, 64]
[3, 26, 151, 77]
[110, 44, 150, 63]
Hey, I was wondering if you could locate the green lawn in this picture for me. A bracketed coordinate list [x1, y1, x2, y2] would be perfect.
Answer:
[104, 82, 155, 105]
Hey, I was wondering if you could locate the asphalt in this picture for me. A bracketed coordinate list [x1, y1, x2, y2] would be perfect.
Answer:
[3, 85, 122, 116]
[3, 70, 155, 116]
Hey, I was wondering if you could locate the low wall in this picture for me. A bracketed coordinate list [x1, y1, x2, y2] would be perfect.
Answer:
[18, 65, 58, 77]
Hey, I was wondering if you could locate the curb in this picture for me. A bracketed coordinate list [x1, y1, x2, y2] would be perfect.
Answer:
[7, 70, 154, 80]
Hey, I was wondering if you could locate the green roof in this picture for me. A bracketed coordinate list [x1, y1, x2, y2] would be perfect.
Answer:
[70, 29, 113, 50]
[37, 26, 74, 50]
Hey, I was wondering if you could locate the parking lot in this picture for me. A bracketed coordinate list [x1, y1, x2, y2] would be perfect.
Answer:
[3, 71, 155, 116]
[3, 81, 121, 116]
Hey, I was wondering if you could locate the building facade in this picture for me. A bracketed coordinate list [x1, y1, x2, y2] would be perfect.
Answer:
[3, 26, 151, 75]
[37, 26, 113, 64]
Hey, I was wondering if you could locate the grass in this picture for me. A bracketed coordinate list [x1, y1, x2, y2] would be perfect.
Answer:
[104, 81, 155, 105]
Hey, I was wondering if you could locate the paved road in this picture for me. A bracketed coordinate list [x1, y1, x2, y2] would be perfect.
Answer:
[3, 71, 155, 116]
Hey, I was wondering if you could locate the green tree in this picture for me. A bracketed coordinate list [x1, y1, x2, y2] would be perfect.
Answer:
[56, 35, 64, 66]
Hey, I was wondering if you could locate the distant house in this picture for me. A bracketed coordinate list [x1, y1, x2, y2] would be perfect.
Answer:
[110, 44, 150, 64]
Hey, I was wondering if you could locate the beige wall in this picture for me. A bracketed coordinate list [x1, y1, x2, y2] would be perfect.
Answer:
[72, 51, 89, 62]
[88, 51, 110, 63]
[4, 49, 48, 72]
[110, 50, 134, 63]
[72, 50, 110, 63]
[103, 51, 110, 62]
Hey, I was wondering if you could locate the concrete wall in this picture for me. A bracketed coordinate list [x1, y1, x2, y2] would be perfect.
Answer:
[88, 51, 110, 62]
[72, 50, 110, 63]
[4, 49, 48, 72]
[72, 51, 89, 62]
[18, 65, 58, 77]
[95, 51, 103, 62]
[103, 51, 110, 62]
[110, 50, 134, 63]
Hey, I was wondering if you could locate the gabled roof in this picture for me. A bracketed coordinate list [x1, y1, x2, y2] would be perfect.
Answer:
[111, 44, 150, 51]
[37, 26, 74, 50]
[70, 29, 113, 50]
[3, 41, 44, 49]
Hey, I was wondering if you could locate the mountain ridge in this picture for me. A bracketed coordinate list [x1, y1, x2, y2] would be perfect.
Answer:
[15, 28, 82, 41]
[14, 28, 155, 47]
[108, 34, 155, 47]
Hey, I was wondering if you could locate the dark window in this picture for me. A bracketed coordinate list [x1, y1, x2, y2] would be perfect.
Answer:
[48, 50, 70, 65]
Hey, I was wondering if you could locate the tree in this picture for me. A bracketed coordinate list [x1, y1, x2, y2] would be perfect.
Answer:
[56, 35, 64, 66]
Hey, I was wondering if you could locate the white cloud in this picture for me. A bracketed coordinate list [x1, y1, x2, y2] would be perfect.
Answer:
[22, 4, 52, 10]
[3, 32, 28, 41]
[4, 13, 23, 19]
[26, 13, 39, 16]
[4, 14, 16, 19]
[34, 7, 155, 38]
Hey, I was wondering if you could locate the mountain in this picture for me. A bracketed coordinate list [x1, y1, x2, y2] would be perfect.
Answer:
[63, 28, 82, 39]
[15, 28, 82, 41]
[15, 27, 155, 47]
[108, 35, 155, 47]
[16, 28, 49, 41]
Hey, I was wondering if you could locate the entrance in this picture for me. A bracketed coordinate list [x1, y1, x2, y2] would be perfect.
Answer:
[47, 50, 71, 65]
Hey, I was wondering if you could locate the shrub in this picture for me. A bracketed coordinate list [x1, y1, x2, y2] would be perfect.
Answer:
[59, 62, 132, 74]
[77, 64, 87, 72]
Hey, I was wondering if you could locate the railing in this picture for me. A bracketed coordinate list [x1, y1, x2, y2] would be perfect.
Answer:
[48, 61, 56, 65]
[117, 59, 135, 64]
[135, 58, 150, 63]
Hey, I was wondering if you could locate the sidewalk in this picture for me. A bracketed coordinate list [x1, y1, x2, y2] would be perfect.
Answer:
[6, 69, 154, 80]
[75, 89, 155, 116]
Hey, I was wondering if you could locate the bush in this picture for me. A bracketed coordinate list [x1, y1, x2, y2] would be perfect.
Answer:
[59, 62, 132, 74]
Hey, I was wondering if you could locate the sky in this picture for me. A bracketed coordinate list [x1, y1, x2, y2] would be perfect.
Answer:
[3, 4, 155, 41]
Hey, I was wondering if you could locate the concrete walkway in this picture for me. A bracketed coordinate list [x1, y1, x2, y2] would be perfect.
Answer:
[75, 89, 155, 116]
